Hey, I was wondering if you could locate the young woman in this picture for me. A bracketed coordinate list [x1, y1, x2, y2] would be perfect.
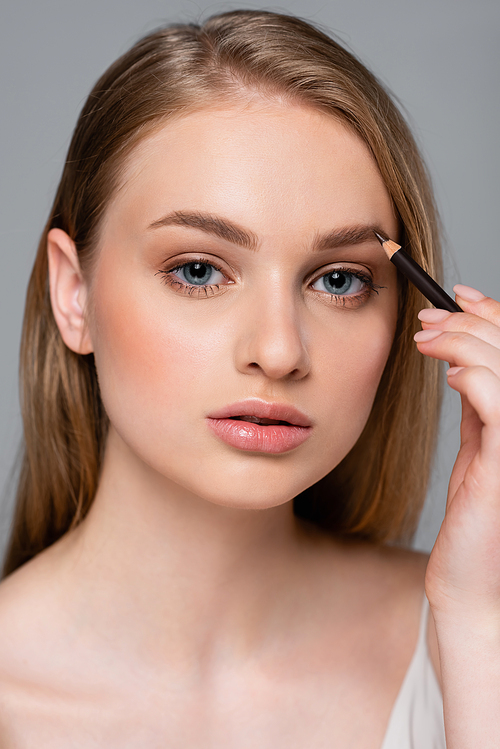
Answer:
[0, 9, 499, 748]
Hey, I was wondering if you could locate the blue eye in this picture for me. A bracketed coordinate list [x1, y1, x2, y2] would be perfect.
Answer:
[312, 269, 365, 296]
[173, 262, 225, 286]
[158, 259, 376, 304]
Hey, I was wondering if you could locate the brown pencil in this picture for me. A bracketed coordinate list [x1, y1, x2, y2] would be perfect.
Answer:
[374, 232, 462, 313]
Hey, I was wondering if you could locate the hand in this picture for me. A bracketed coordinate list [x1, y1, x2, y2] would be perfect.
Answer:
[414, 284, 500, 628]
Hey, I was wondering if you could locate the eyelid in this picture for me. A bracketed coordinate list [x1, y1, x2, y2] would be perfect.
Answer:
[160, 254, 234, 281]
[308, 260, 374, 280]
[155, 255, 234, 298]
[160, 251, 229, 271]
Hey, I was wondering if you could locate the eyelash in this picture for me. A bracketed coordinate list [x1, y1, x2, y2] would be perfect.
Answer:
[156, 258, 382, 306]
[312, 267, 381, 307]
[155, 256, 228, 298]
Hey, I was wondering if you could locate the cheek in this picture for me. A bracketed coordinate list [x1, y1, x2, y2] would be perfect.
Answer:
[341, 323, 393, 392]
[313, 311, 396, 465]
[90, 270, 222, 451]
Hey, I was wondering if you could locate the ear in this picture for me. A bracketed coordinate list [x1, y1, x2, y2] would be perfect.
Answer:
[47, 228, 94, 355]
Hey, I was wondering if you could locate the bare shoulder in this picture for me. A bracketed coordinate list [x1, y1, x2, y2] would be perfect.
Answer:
[299, 522, 430, 602]
[298, 525, 441, 679]
[318, 535, 442, 687]
[341, 539, 430, 639]
[361, 540, 430, 597]
[373, 543, 441, 687]
[0, 546, 80, 746]
[0, 551, 59, 669]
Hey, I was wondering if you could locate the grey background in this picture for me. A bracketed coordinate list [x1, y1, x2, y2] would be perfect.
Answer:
[1, 0, 499, 556]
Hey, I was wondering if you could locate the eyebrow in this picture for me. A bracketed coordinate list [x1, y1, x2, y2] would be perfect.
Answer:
[147, 210, 387, 252]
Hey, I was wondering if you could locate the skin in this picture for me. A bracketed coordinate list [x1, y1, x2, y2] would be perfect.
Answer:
[416, 292, 500, 747]
[5, 98, 496, 747]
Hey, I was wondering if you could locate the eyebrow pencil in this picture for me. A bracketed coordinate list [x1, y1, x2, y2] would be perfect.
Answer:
[374, 232, 462, 313]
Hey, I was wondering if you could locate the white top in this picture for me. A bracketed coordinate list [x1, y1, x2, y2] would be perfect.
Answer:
[380, 594, 446, 749]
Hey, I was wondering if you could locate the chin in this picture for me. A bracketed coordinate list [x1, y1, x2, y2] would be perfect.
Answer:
[177, 464, 325, 513]
[200, 488, 295, 512]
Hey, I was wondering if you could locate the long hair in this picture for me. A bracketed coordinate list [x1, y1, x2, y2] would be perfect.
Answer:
[3, 9, 442, 577]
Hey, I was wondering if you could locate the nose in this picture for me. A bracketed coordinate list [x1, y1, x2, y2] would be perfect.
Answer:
[233, 285, 311, 381]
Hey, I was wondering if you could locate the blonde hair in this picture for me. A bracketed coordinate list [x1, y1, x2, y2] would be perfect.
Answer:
[3, 9, 442, 577]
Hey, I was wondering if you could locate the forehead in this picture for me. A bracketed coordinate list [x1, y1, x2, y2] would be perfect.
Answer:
[104, 101, 397, 241]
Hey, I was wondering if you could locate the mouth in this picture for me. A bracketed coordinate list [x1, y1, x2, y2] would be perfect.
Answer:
[207, 399, 312, 428]
[228, 415, 294, 426]
[206, 400, 312, 454]
[207, 417, 311, 454]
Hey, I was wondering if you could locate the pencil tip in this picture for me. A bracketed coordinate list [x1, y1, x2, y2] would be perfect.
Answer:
[373, 231, 387, 245]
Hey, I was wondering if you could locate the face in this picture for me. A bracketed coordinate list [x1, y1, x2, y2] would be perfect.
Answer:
[87, 100, 399, 509]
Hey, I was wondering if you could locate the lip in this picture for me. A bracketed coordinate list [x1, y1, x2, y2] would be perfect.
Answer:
[206, 399, 313, 454]
[207, 399, 312, 427]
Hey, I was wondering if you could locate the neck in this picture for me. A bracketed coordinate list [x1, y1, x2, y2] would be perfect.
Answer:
[58, 426, 315, 669]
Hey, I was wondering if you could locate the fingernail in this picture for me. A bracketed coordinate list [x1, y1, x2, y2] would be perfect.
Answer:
[453, 284, 485, 302]
[418, 308, 450, 323]
[447, 366, 464, 376]
[414, 329, 442, 342]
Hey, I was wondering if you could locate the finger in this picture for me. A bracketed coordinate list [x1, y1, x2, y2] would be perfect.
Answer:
[453, 284, 500, 327]
[414, 329, 500, 375]
[446, 391, 482, 507]
[418, 307, 500, 350]
[446, 365, 500, 471]
[450, 379, 484, 449]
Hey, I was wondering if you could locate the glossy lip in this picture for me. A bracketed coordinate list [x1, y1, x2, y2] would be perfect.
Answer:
[206, 399, 313, 454]
[206, 399, 313, 427]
